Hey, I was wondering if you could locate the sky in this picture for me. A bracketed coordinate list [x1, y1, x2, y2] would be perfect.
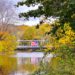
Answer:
[11, 0, 40, 26]
[10, 0, 56, 26]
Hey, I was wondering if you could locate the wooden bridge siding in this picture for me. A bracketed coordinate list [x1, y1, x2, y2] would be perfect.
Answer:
[17, 40, 45, 46]
[16, 40, 46, 50]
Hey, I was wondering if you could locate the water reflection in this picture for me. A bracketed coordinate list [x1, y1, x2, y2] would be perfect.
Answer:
[0, 52, 53, 75]
[13, 52, 53, 75]
[0, 54, 17, 75]
[15, 52, 53, 64]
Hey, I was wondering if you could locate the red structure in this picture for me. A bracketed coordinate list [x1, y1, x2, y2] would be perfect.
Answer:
[31, 41, 38, 46]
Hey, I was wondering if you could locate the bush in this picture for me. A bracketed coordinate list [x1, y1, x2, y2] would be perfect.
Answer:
[32, 45, 75, 75]
[0, 32, 17, 55]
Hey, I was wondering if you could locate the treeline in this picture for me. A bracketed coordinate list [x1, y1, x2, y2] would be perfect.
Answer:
[17, 23, 51, 40]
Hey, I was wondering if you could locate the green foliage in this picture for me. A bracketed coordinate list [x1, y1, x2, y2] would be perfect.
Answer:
[32, 45, 75, 75]
[17, 0, 75, 23]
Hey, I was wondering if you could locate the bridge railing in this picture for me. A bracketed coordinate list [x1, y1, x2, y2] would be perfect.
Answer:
[17, 40, 46, 46]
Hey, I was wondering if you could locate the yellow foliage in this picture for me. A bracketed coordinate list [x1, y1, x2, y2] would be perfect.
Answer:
[64, 23, 72, 31]
[0, 32, 17, 75]
[23, 27, 37, 40]
[58, 23, 75, 45]
[0, 55, 17, 75]
[59, 36, 70, 44]
[19, 23, 52, 40]
[39, 23, 52, 35]
[0, 42, 3, 52]
[50, 57, 61, 69]
[22, 64, 39, 72]
[0, 32, 17, 55]
[17, 25, 29, 31]
[45, 44, 53, 52]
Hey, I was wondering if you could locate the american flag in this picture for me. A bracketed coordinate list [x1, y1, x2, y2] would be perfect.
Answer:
[31, 41, 38, 46]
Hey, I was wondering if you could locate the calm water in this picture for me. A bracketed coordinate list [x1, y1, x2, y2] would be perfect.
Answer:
[13, 52, 53, 75]
[0, 52, 53, 75]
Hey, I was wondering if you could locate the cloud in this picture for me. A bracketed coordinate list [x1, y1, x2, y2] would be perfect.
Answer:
[15, 17, 40, 26]
[16, 5, 39, 13]
[12, 0, 56, 26]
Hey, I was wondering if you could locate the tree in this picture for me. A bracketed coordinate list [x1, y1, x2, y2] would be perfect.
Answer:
[0, 0, 17, 32]
[22, 26, 37, 40]
[17, 0, 75, 38]
[0, 32, 17, 55]
[0, 0, 16, 25]
[17, 0, 75, 23]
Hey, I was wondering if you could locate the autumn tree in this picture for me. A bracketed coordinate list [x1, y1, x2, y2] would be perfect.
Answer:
[0, 32, 17, 55]
[22, 26, 37, 40]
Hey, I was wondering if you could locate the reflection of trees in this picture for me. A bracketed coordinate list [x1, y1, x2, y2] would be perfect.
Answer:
[0, 56, 17, 75]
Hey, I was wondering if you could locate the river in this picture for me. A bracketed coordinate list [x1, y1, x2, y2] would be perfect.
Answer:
[12, 52, 53, 75]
